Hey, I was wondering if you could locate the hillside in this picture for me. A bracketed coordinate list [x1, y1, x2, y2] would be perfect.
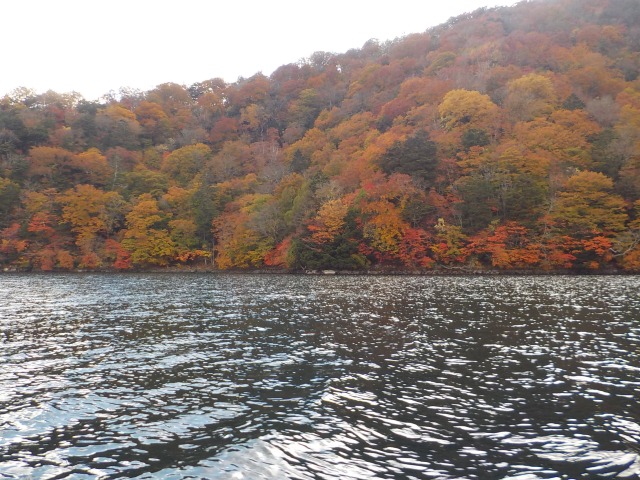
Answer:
[1, 0, 640, 272]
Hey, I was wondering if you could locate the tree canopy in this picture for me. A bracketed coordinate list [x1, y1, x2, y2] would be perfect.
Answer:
[2, 0, 640, 272]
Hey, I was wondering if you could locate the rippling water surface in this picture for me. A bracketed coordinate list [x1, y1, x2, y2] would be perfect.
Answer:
[1, 274, 639, 479]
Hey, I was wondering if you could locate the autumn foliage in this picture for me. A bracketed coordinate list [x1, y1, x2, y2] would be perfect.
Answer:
[1, 0, 640, 272]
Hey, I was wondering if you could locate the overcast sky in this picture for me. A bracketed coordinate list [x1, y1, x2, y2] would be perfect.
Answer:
[2, 0, 520, 100]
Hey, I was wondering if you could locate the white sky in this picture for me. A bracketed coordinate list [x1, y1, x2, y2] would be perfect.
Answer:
[1, 0, 520, 100]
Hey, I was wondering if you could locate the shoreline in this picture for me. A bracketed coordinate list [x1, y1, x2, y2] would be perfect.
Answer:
[2, 266, 636, 276]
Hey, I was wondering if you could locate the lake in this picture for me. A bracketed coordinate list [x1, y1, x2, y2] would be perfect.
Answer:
[1, 274, 639, 479]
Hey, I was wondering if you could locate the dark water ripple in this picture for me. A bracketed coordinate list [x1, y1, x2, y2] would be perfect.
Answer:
[1, 274, 639, 479]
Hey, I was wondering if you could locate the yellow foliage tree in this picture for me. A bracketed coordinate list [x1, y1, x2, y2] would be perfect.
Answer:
[308, 199, 350, 244]
[505, 73, 557, 121]
[550, 171, 627, 236]
[438, 89, 500, 131]
[122, 194, 175, 266]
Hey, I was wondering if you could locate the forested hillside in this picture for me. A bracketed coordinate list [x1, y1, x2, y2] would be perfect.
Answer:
[2, 0, 640, 272]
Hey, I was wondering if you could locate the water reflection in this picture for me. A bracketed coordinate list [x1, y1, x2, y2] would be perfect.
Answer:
[1, 274, 639, 478]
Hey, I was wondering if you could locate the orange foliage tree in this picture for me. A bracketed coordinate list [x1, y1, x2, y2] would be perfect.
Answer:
[59, 184, 125, 268]
[467, 222, 541, 269]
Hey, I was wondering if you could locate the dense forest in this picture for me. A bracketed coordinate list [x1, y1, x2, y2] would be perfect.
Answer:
[1, 0, 640, 273]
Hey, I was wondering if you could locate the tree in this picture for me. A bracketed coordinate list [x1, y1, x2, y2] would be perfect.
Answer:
[206, 140, 252, 182]
[0, 177, 20, 227]
[163, 186, 212, 264]
[95, 104, 141, 150]
[135, 101, 171, 143]
[239, 103, 268, 139]
[22, 189, 74, 270]
[538, 170, 628, 268]
[504, 73, 556, 122]
[190, 180, 219, 249]
[513, 110, 601, 172]
[438, 89, 499, 131]
[291, 206, 367, 271]
[562, 93, 586, 111]
[161, 143, 211, 187]
[613, 200, 640, 271]
[289, 149, 310, 173]
[122, 167, 169, 199]
[26, 146, 75, 187]
[122, 194, 175, 267]
[307, 198, 350, 244]
[264, 236, 294, 268]
[467, 222, 541, 269]
[549, 171, 627, 237]
[461, 128, 490, 151]
[288, 88, 323, 129]
[379, 130, 438, 186]
[146, 83, 194, 133]
[0, 223, 29, 266]
[3, 0, 640, 274]
[70, 148, 112, 186]
[398, 228, 435, 268]
[431, 218, 468, 265]
[212, 194, 274, 269]
[455, 142, 550, 231]
[360, 199, 409, 262]
[59, 185, 125, 268]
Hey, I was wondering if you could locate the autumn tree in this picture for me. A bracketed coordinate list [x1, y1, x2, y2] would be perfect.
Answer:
[206, 140, 252, 182]
[308, 198, 350, 244]
[613, 200, 640, 271]
[431, 218, 468, 265]
[467, 222, 541, 269]
[59, 184, 125, 268]
[288, 88, 324, 128]
[360, 198, 410, 263]
[397, 227, 435, 268]
[163, 186, 211, 264]
[70, 148, 112, 186]
[504, 73, 556, 122]
[212, 194, 274, 269]
[146, 83, 194, 133]
[0, 221, 29, 268]
[160, 143, 211, 187]
[510, 109, 602, 188]
[546, 171, 628, 269]
[26, 146, 75, 187]
[549, 171, 627, 237]
[122, 194, 175, 267]
[22, 189, 74, 270]
[291, 195, 367, 270]
[95, 104, 141, 150]
[438, 89, 499, 132]
[122, 167, 169, 199]
[135, 100, 171, 144]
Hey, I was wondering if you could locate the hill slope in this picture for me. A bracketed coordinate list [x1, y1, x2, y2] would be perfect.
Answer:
[1, 0, 640, 272]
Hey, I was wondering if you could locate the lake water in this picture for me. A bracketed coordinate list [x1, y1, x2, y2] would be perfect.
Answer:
[1, 274, 639, 479]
